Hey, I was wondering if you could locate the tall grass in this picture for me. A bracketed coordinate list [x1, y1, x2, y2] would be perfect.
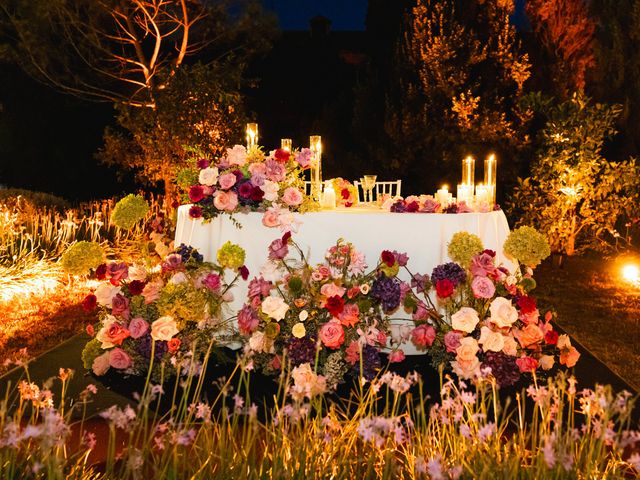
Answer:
[0, 351, 638, 479]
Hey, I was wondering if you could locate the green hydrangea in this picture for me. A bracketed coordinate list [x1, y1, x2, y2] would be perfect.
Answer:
[216, 241, 246, 270]
[60, 241, 105, 275]
[156, 282, 209, 328]
[447, 232, 484, 267]
[111, 194, 149, 230]
[504, 226, 551, 267]
[81, 337, 102, 370]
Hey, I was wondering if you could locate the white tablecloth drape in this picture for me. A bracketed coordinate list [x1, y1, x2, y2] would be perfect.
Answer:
[175, 205, 514, 354]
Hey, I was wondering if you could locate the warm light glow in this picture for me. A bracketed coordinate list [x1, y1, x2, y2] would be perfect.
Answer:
[462, 155, 475, 186]
[246, 123, 258, 148]
[281, 138, 292, 152]
[309, 135, 323, 202]
[622, 264, 640, 283]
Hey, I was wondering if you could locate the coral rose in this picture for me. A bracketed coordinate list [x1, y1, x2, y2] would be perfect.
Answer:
[319, 320, 345, 349]
[214, 190, 239, 211]
[411, 324, 436, 348]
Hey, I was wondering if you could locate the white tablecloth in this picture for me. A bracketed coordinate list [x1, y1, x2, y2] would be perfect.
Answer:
[175, 205, 514, 353]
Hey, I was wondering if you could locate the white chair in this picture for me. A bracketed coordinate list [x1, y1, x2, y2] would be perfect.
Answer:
[354, 180, 402, 203]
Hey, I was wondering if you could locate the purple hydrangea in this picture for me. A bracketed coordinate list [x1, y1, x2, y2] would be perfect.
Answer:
[287, 337, 317, 366]
[483, 352, 521, 388]
[390, 201, 406, 213]
[175, 244, 203, 263]
[431, 262, 466, 287]
[138, 335, 168, 361]
[352, 344, 381, 380]
[371, 274, 402, 313]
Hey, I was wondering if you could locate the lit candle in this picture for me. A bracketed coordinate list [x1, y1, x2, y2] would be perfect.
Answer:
[309, 135, 322, 202]
[484, 154, 497, 204]
[321, 181, 336, 209]
[281, 138, 292, 152]
[475, 184, 489, 205]
[462, 155, 475, 186]
[246, 123, 258, 148]
[456, 184, 473, 204]
[436, 185, 449, 206]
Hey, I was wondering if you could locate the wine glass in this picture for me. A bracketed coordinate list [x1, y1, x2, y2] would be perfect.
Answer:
[361, 175, 377, 204]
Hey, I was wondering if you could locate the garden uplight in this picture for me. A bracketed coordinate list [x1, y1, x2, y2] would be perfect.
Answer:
[622, 264, 640, 284]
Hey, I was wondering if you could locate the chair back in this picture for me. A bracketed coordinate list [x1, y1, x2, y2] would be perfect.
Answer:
[354, 180, 402, 202]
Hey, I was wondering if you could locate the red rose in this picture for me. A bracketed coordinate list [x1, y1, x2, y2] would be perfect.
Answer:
[517, 296, 537, 314]
[95, 264, 107, 280]
[274, 148, 290, 162]
[544, 330, 559, 345]
[405, 201, 419, 212]
[516, 356, 538, 373]
[341, 188, 350, 200]
[189, 185, 205, 203]
[435, 279, 454, 298]
[250, 186, 264, 202]
[128, 280, 146, 296]
[82, 294, 97, 312]
[325, 295, 345, 317]
[168, 338, 181, 354]
[381, 250, 395, 267]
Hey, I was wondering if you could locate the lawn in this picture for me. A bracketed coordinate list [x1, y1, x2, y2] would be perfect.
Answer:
[534, 253, 640, 392]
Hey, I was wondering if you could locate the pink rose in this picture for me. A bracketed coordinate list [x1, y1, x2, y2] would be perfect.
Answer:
[411, 324, 436, 348]
[128, 317, 149, 339]
[202, 273, 221, 292]
[282, 187, 303, 206]
[338, 303, 360, 327]
[560, 346, 580, 367]
[264, 159, 286, 182]
[262, 207, 281, 228]
[320, 282, 346, 299]
[471, 276, 496, 299]
[107, 262, 129, 285]
[142, 280, 163, 304]
[109, 348, 132, 370]
[111, 294, 130, 320]
[516, 356, 538, 373]
[470, 253, 497, 278]
[214, 190, 239, 211]
[218, 172, 238, 190]
[268, 237, 289, 260]
[389, 349, 406, 363]
[151, 316, 179, 341]
[238, 305, 260, 335]
[295, 148, 313, 169]
[412, 302, 429, 321]
[92, 352, 111, 376]
[444, 331, 463, 353]
[319, 320, 345, 349]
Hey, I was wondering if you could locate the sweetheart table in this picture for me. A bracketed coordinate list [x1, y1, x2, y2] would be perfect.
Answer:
[174, 205, 514, 354]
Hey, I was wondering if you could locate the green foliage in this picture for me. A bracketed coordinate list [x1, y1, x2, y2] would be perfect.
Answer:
[110, 194, 149, 230]
[509, 93, 640, 255]
[60, 241, 104, 275]
[0, 188, 69, 210]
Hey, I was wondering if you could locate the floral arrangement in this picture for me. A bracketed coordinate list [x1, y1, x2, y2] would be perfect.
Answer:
[331, 178, 358, 207]
[402, 229, 580, 386]
[239, 235, 408, 387]
[179, 145, 316, 232]
[383, 195, 499, 214]
[81, 243, 248, 381]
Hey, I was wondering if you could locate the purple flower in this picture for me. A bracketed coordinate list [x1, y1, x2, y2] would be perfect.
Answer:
[239, 265, 249, 281]
[483, 352, 521, 388]
[371, 274, 402, 313]
[431, 262, 466, 287]
[138, 335, 167, 360]
[295, 148, 313, 168]
[390, 200, 406, 213]
[352, 344, 381, 380]
[161, 254, 183, 273]
[420, 198, 440, 213]
[237, 181, 254, 199]
[268, 237, 289, 260]
[196, 158, 209, 169]
[287, 337, 317, 366]
[248, 277, 272, 299]
[107, 262, 129, 285]
[265, 159, 286, 182]
[444, 203, 458, 214]
[128, 317, 149, 339]
[410, 273, 430, 292]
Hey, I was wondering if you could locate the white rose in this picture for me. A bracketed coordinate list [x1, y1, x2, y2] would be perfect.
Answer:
[96, 315, 118, 348]
[151, 316, 179, 341]
[260, 180, 280, 202]
[502, 336, 519, 356]
[199, 166, 219, 186]
[478, 326, 505, 352]
[451, 307, 480, 333]
[226, 145, 247, 166]
[539, 355, 555, 370]
[249, 331, 270, 353]
[261, 296, 289, 321]
[128, 264, 148, 282]
[489, 297, 518, 328]
[260, 261, 283, 282]
[169, 272, 188, 284]
[557, 334, 572, 350]
[299, 310, 309, 322]
[92, 352, 111, 376]
[95, 283, 121, 306]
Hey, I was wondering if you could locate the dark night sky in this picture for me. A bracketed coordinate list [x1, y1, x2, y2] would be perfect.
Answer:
[262, 0, 368, 30]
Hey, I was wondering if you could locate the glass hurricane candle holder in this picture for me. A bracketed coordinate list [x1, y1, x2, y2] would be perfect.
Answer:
[309, 135, 322, 202]
[246, 123, 258, 149]
[281, 138, 292, 152]
[462, 155, 475, 186]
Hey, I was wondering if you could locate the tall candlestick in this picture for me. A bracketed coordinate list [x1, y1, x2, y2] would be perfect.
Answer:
[309, 135, 322, 202]
[281, 138, 292, 152]
[484, 154, 497, 205]
[246, 123, 258, 149]
[462, 155, 475, 186]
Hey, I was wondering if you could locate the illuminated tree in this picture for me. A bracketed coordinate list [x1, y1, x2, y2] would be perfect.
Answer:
[509, 94, 640, 255]
[526, 0, 596, 97]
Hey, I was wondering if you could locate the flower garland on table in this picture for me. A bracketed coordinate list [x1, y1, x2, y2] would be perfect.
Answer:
[238, 235, 408, 388]
[401, 229, 578, 387]
[178, 146, 317, 232]
[382, 195, 499, 214]
[81, 243, 248, 381]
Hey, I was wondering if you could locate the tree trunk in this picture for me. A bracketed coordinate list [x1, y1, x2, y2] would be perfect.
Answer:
[163, 172, 176, 215]
[565, 213, 577, 256]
